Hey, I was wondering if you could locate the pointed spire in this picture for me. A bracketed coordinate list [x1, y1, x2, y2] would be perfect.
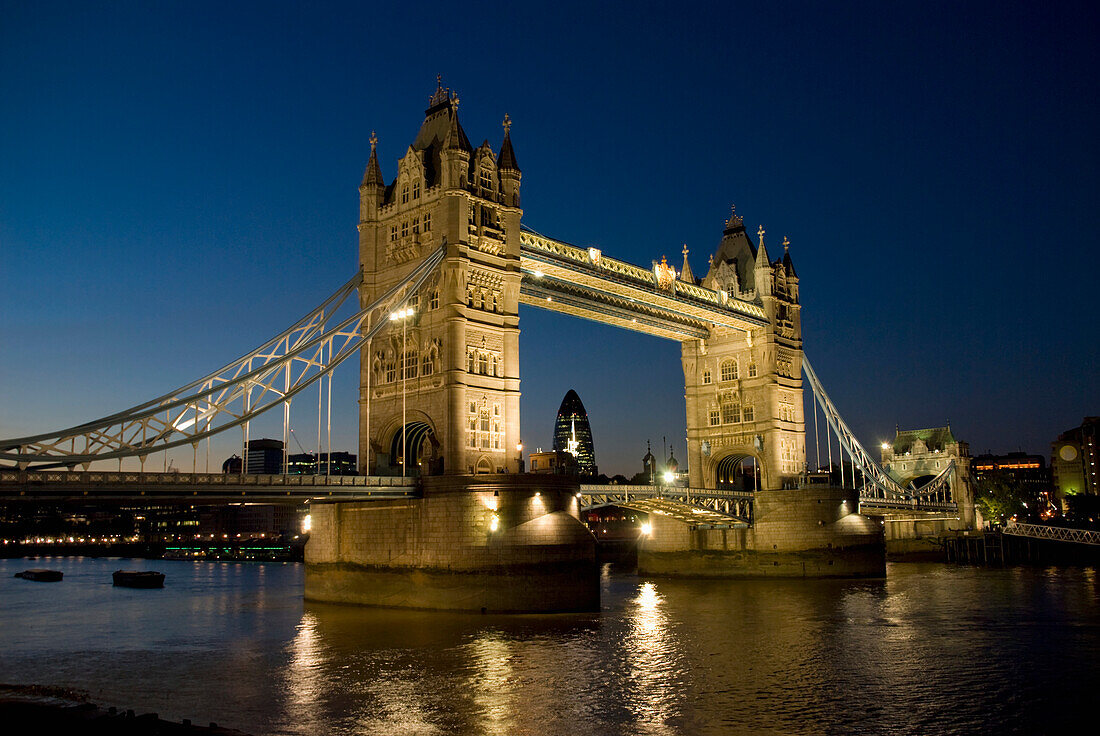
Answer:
[498, 113, 521, 172]
[756, 225, 770, 266]
[361, 130, 384, 188]
[782, 236, 797, 277]
[443, 105, 471, 152]
[679, 244, 695, 283]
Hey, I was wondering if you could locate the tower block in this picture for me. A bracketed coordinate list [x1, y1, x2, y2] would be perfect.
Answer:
[682, 210, 806, 492]
[357, 82, 523, 477]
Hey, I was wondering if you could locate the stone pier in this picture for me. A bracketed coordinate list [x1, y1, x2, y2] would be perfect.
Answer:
[639, 486, 885, 578]
[305, 475, 599, 612]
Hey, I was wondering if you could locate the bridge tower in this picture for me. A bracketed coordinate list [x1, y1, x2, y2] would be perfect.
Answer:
[682, 209, 806, 492]
[356, 81, 523, 476]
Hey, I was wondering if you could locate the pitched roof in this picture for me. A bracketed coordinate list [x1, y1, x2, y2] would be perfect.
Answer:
[893, 426, 956, 454]
[498, 129, 520, 172]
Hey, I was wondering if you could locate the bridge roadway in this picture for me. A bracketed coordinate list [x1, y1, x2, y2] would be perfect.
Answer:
[0, 469, 417, 504]
[0, 469, 958, 524]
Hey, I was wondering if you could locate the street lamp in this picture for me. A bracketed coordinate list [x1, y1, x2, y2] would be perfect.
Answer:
[390, 306, 415, 477]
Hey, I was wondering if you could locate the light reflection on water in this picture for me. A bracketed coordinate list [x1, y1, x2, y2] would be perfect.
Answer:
[1, 557, 1098, 735]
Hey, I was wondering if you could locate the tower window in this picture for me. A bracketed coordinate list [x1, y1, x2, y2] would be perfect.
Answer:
[430, 290, 439, 310]
[743, 405, 755, 422]
[720, 360, 737, 382]
[709, 409, 720, 426]
[421, 352, 433, 376]
[412, 217, 420, 234]
[390, 225, 397, 242]
[401, 185, 409, 204]
[412, 181, 420, 199]
[721, 404, 740, 424]
[480, 169, 493, 191]
[702, 369, 711, 385]
[748, 362, 758, 378]
[401, 221, 409, 238]
[423, 212, 431, 232]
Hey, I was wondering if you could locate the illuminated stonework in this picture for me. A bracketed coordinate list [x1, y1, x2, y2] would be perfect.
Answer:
[683, 218, 806, 491]
[357, 81, 522, 476]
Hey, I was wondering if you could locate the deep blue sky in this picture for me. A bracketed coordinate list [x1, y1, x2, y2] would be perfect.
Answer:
[2, 1, 1097, 476]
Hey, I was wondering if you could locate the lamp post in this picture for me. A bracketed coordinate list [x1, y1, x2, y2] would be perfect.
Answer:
[390, 307, 415, 477]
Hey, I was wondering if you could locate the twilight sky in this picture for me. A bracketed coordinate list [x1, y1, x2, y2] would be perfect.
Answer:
[1, 1, 1097, 476]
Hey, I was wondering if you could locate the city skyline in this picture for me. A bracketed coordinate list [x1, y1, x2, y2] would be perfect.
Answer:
[2, 2, 1097, 477]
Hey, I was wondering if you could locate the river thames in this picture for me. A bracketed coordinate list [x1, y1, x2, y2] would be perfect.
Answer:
[1, 557, 1097, 735]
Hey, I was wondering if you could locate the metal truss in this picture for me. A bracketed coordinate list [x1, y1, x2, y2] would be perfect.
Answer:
[802, 356, 955, 504]
[1003, 522, 1100, 546]
[580, 485, 752, 527]
[0, 245, 446, 469]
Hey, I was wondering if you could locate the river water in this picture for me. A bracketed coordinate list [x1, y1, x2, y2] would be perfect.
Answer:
[1, 557, 1097, 735]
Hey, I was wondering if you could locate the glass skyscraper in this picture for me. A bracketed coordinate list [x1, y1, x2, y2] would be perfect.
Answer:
[552, 389, 597, 475]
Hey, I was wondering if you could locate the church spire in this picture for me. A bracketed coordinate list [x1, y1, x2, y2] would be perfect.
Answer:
[756, 224, 770, 266]
[679, 244, 695, 283]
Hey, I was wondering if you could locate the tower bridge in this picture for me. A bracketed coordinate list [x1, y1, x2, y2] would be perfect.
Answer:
[0, 82, 969, 610]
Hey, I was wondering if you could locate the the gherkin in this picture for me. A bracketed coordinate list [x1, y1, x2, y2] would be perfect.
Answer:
[552, 389, 597, 475]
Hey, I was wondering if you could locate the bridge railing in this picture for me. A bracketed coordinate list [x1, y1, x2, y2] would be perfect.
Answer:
[1003, 522, 1100, 546]
[0, 469, 417, 489]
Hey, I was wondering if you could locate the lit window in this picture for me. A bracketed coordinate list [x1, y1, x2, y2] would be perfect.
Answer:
[720, 360, 737, 382]
[702, 369, 711, 385]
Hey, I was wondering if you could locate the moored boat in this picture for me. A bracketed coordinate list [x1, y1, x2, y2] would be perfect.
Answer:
[14, 569, 64, 582]
[112, 570, 165, 588]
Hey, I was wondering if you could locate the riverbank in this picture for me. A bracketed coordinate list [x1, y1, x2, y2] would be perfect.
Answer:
[0, 685, 251, 735]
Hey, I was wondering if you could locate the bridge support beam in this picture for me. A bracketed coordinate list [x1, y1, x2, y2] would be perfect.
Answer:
[638, 486, 885, 578]
[304, 475, 598, 612]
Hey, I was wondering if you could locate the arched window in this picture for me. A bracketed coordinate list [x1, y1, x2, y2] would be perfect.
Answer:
[421, 351, 433, 376]
[480, 168, 493, 191]
[720, 360, 737, 382]
[423, 212, 432, 232]
[401, 184, 409, 204]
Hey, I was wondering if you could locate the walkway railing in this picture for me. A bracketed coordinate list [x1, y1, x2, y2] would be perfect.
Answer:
[1003, 522, 1100, 546]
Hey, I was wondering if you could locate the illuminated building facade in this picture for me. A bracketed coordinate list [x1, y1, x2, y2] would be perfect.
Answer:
[881, 425, 975, 527]
[357, 79, 522, 477]
[552, 389, 597, 475]
[1052, 417, 1099, 497]
[683, 212, 806, 491]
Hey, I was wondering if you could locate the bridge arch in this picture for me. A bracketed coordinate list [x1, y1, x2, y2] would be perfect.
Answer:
[711, 450, 765, 492]
[385, 415, 441, 476]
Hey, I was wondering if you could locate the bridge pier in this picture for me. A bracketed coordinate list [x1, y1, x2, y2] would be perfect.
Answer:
[304, 475, 599, 612]
[638, 486, 885, 578]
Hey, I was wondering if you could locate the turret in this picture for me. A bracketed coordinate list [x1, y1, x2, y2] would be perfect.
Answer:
[440, 103, 471, 190]
[754, 224, 773, 299]
[498, 114, 522, 207]
[359, 131, 385, 222]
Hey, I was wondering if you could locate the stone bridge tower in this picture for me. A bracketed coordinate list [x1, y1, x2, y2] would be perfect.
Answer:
[356, 82, 522, 476]
[682, 209, 806, 491]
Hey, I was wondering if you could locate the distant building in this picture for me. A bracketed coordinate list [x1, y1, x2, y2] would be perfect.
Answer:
[973, 452, 1054, 517]
[287, 452, 358, 476]
[245, 438, 284, 474]
[552, 389, 597, 475]
[1052, 417, 1099, 498]
[528, 449, 578, 475]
